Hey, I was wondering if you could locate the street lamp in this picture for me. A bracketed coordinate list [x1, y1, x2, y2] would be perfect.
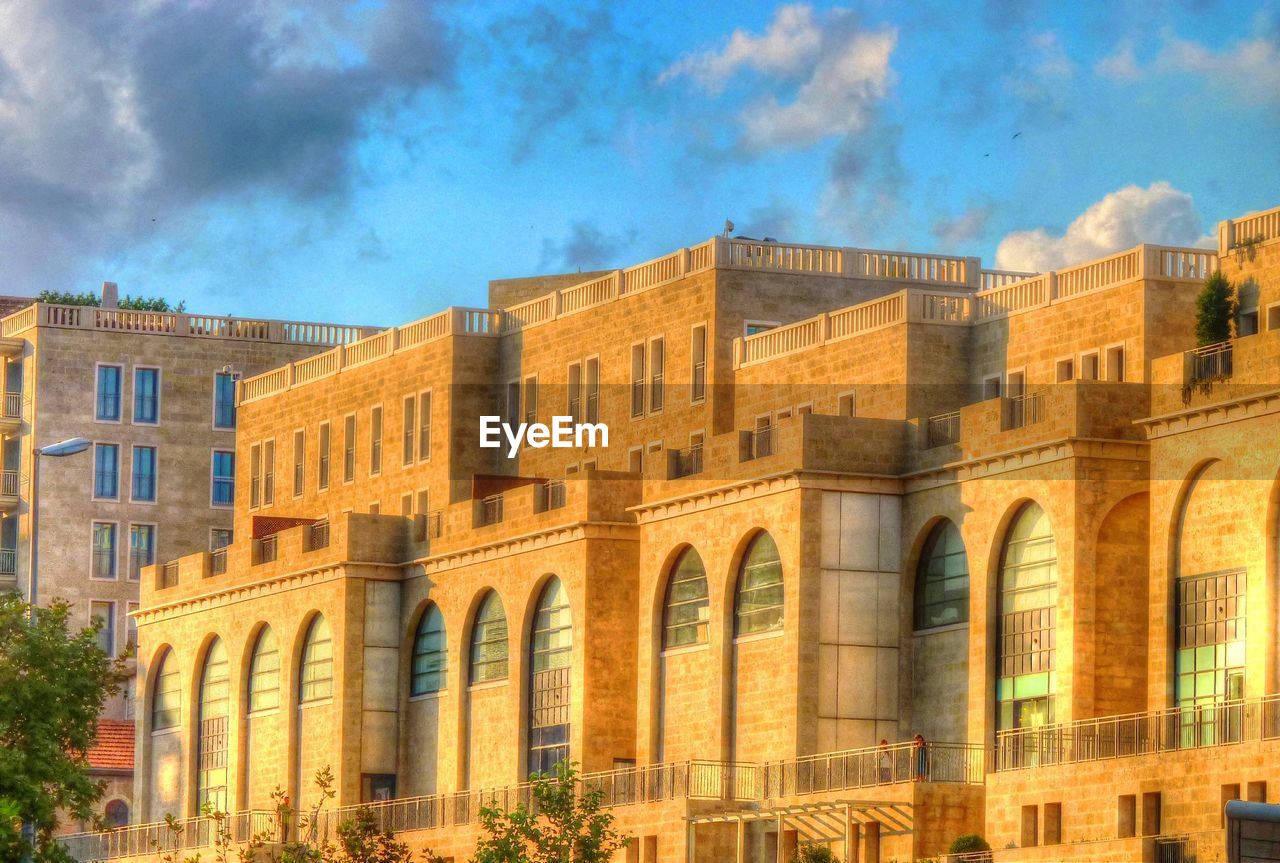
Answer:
[28, 436, 91, 615]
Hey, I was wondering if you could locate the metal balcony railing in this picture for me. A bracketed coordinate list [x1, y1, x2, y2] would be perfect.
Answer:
[926, 411, 960, 448]
[691, 362, 706, 402]
[0, 547, 14, 576]
[128, 551, 153, 581]
[630, 379, 644, 417]
[2, 391, 20, 419]
[1187, 340, 1233, 382]
[256, 534, 278, 565]
[672, 444, 703, 478]
[585, 390, 599, 423]
[537, 480, 566, 513]
[1004, 391, 1046, 430]
[746, 425, 776, 460]
[480, 494, 503, 526]
[309, 521, 330, 550]
[59, 810, 278, 862]
[211, 548, 227, 576]
[0, 470, 18, 497]
[568, 396, 581, 423]
[158, 561, 179, 589]
[650, 373, 664, 412]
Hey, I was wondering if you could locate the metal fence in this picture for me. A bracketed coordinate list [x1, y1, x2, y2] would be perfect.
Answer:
[672, 444, 704, 478]
[926, 411, 960, 448]
[1004, 391, 1046, 430]
[1187, 340, 1233, 382]
[59, 811, 277, 862]
[762, 741, 985, 797]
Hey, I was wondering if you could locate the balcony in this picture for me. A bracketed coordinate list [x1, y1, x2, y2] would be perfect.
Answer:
[254, 534, 278, 565]
[1003, 390, 1046, 430]
[413, 510, 443, 543]
[669, 444, 704, 478]
[0, 547, 14, 579]
[477, 493, 504, 527]
[308, 521, 330, 551]
[1185, 340, 1233, 383]
[926, 410, 960, 448]
[59, 811, 277, 863]
[743, 425, 776, 460]
[0, 391, 21, 433]
[535, 480, 566, 513]
[211, 548, 227, 576]
[0, 469, 19, 511]
[157, 562, 179, 590]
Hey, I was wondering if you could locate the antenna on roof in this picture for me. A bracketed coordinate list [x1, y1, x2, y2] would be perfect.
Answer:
[723, 219, 735, 237]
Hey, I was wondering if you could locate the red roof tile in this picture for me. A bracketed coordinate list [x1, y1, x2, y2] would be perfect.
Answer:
[87, 720, 134, 772]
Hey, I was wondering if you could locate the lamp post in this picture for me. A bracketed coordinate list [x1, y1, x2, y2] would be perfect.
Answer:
[27, 436, 91, 619]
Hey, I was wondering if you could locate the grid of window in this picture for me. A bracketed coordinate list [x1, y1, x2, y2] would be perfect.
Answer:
[128, 524, 155, 581]
[131, 445, 156, 502]
[663, 547, 709, 649]
[213, 372, 237, 429]
[152, 649, 180, 730]
[92, 522, 117, 580]
[133, 368, 159, 424]
[197, 639, 230, 812]
[90, 600, 115, 656]
[528, 578, 572, 777]
[96, 366, 122, 421]
[410, 605, 447, 696]
[914, 520, 970, 630]
[997, 502, 1059, 731]
[1176, 571, 1246, 727]
[735, 531, 784, 636]
[469, 592, 509, 684]
[212, 451, 234, 506]
[248, 626, 280, 713]
[299, 616, 333, 703]
[94, 444, 119, 498]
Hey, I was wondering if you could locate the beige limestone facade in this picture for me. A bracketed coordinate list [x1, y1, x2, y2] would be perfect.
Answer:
[63, 202, 1280, 862]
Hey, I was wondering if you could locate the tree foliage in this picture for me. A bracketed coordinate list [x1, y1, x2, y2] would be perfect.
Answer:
[36, 290, 100, 307]
[1195, 272, 1237, 346]
[35, 290, 185, 312]
[794, 843, 840, 863]
[469, 762, 628, 863]
[0, 594, 126, 862]
[948, 833, 992, 854]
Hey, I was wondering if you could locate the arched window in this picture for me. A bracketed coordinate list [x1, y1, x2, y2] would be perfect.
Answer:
[735, 531, 783, 636]
[469, 592, 508, 684]
[197, 638, 230, 811]
[663, 547, 709, 649]
[104, 799, 129, 828]
[997, 502, 1058, 730]
[152, 648, 180, 731]
[528, 578, 572, 776]
[411, 604, 447, 696]
[299, 616, 333, 703]
[247, 626, 279, 713]
[914, 520, 969, 630]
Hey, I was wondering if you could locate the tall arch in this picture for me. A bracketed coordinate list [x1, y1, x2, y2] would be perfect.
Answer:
[294, 614, 332, 811]
[147, 647, 182, 820]
[913, 519, 969, 631]
[729, 529, 784, 764]
[654, 546, 709, 763]
[411, 604, 447, 696]
[996, 502, 1058, 731]
[463, 590, 509, 791]
[242, 625, 279, 808]
[527, 577, 572, 776]
[196, 637, 230, 811]
[734, 531, 783, 637]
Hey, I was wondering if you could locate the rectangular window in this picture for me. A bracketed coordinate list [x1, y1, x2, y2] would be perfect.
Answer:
[523, 376, 537, 424]
[1055, 358, 1074, 382]
[94, 444, 119, 499]
[318, 423, 330, 490]
[368, 502, 380, 515]
[628, 447, 642, 474]
[418, 391, 431, 461]
[90, 600, 115, 656]
[370, 407, 383, 475]
[649, 337, 665, 413]
[401, 493, 413, 517]
[293, 430, 305, 496]
[96, 365, 122, 422]
[91, 522, 117, 580]
[210, 528, 232, 551]
[213, 372, 238, 429]
[691, 324, 707, 403]
[567, 362, 582, 421]
[262, 440, 274, 505]
[131, 445, 157, 502]
[1106, 345, 1126, 382]
[249, 443, 261, 508]
[837, 391, 856, 417]
[126, 602, 139, 652]
[212, 451, 234, 507]
[133, 368, 159, 424]
[402, 395, 415, 466]
[128, 524, 155, 581]
[630, 344, 645, 418]
[982, 374, 1002, 400]
[344, 415, 356, 483]
[505, 380, 520, 426]
[1080, 351, 1100, 381]
[585, 357, 600, 423]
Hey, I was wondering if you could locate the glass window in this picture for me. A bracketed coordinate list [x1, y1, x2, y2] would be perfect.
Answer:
[131, 445, 156, 502]
[418, 392, 431, 461]
[104, 800, 129, 828]
[96, 366, 122, 421]
[318, 424, 330, 490]
[212, 451, 234, 506]
[210, 528, 232, 551]
[213, 372, 237, 429]
[735, 531, 783, 636]
[152, 649, 180, 731]
[94, 444, 119, 499]
[914, 520, 970, 630]
[344, 415, 356, 483]
[402, 396, 415, 466]
[248, 626, 280, 713]
[293, 430, 305, 496]
[663, 547, 709, 649]
[410, 605, 447, 696]
[262, 440, 274, 506]
[370, 407, 383, 475]
[197, 638, 230, 811]
[90, 600, 115, 656]
[528, 578, 572, 776]
[92, 522, 117, 580]
[128, 524, 155, 581]
[997, 502, 1058, 731]
[469, 592, 509, 684]
[133, 368, 159, 424]
[299, 615, 333, 703]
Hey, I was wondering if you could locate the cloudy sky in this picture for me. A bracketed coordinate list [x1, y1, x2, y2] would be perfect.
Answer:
[1, 0, 1277, 326]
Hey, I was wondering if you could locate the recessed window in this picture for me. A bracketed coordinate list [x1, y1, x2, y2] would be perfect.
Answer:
[997, 502, 1058, 730]
[299, 615, 333, 703]
[131, 445, 156, 502]
[93, 443, 119, 499]
[249, 443, 261, 509]
[262, 440, 274, 506]
[663, 547, 709, 649]
[1080, 352, 1100, 381]
[735, 531, 783, 636]
[133, 368, 159, 424]
[691, 325, 707, 404]
[1105, 345, 1126, 382]
[418, 392, 432, 461]
[92, 522, 117, 580]
[630, 344, 645, 418]
[318, 423, 331, 490]
[344, 415, 356, 483]
[151, 649, 180, 730]
[585, 358, 600, 422]
[213, 372, 238, 429]
[914, 520, 969, 630]
[248, 626, 280, 713]
[370, 407, 383, 476]
[211, 451, 234, 507]
[90, 600, 115, 656]
[527, 578, 572, 777]
[128, 524, 155, 581]
[469, 591, 509, 684]
[1055, 359, 1074, 383]
[410, 604, 447, 696]
[649, 338, 665, 413]
[402, 395, 415, 466]
[293, 430, 305, 496]
[837, 391, 856, 417]
[197, 638, 230, 811]
[210, 528, 232, 551]
[95, 365, 122, 422]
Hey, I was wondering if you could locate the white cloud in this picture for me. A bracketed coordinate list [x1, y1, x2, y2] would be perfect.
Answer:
[994, 182, 1210, 272]
[1154, 34, 1280, 101]
[660, 5, 896, 151]
[1095, 40, 1139, 79]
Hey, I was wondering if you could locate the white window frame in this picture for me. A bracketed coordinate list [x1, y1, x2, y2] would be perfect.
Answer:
[127, 522, 158, 582]
[1265, 301, 1280, 332]
[417, 389, 432, 462]
[89, 599, 117, 656]
[132, 366, 162, 426]
[647, 335, 666, 416]
[89, 520, 120, 582]
[91, 441, 121, 502]
[209, 527, 233, 552]
[836, 390, 856, 418]
[129, 445, 159, 505]
[743, 320, 780, 338]
[292, 428, 305, 498]
[318, 421, 331, 491]
[1078, 350, 1101, 381]
[211, 448, 235, 510]
[369, 404, 384, 477]
[343, 412, 357, 485]
[1054, 356, 1075, 383]
[982, 373, 1002, 400]
[211, 370, 240, 432]
[690, 322, 708, 405]
[627, 446, 643, 474]
[1104, 342, 1127, 383]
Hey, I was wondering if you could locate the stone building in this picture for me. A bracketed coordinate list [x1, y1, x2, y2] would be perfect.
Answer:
[67, 201, 1280, 862]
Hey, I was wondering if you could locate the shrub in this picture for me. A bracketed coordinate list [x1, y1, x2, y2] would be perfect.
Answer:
[948, 833, 992, 854]
[795, 843, 840, 863]
[1195, 272, 1236, 346]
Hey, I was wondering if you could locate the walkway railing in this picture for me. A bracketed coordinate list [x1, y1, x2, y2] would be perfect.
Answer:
[1186, 340, 1233, 383]
[59, 811, 277, 862]
[994, 695, 1280, 771]
[763, 741, 984, 797]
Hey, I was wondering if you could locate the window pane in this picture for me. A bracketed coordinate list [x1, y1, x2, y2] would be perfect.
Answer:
[249, 627, 280, 713]
[92, 523, 117, 579]
[213, 373, 237, 429]
[411, 606, 447, 695]
[914, 521, 970, 630]
[134, 369, 159, 423]
[299, 616, 333, 703]
[131, 446, 156, 502]
[153, 651, 181, 730]
[212, 451, 235, 506]
[94, 444, 119, 498]
[470, 593, 508, 684]
[664, 548, 709, 648]
[735, 532, 783, 636]
[96, 366, 121, 421]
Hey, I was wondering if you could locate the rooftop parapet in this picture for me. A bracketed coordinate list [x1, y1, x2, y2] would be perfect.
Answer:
[1220, 202, 1280, 253]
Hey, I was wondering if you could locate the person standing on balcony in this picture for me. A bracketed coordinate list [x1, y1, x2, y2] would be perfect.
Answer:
[877, 739, 891, 783]
[913, 734, 928, 781]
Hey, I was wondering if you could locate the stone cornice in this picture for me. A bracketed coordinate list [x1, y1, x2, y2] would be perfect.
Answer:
[412, 521, 637, 575]
[631, 470, 902, 524]
[921, 437, 1150, 485]
[1139, 387, 1280, 439]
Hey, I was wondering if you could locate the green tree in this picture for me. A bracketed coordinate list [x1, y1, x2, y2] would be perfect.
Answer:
[948, 833, 992, 856]
[36, 290, 100, 307]
[0, 594, 126, 862]
[1195, 272, 1237, 346]
[119, 296, 186, 313]
[794, 843, 840, 863]
[470, 762, 628, 863]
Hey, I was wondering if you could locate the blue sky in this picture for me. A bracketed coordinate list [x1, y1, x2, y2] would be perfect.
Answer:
[1, 0, 1277, 327]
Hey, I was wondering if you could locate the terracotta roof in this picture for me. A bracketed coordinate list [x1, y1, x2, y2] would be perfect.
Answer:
[87, 720, 134, 773]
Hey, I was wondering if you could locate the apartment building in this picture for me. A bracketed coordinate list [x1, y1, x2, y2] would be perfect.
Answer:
[67, 201, 1280, 863]
[0, 287, 376, 732]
